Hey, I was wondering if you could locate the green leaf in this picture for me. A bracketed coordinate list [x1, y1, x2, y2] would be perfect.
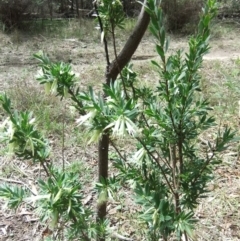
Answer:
[160, 26, 165, 47]
[165, 37, 170, 52]
[53, 188, 62, 204]
[151, 60, 161, 69]
[156, 45, 165, 61]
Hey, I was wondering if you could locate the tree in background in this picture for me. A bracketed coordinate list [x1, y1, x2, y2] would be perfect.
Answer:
[0, 0, 207, 31]
[161, 0, 204, 32]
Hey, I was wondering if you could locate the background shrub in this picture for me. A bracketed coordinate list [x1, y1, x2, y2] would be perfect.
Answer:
[161, 0, 204, 32]
[218, 0, 240, 18]
[0, 0, 34, 30]
[122, 0, 143, 17]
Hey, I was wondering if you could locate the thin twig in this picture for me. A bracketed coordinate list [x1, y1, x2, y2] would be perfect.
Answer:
[0, 177, 36, 196]
[111, 23, 128, 98]
[41, 161, 58, 184]
[136, 137, 175, 195]
[0, 177, 25, 185]
[62, 103, 66, 171]
[68, 88, 86, 115]
[110, 139, 134, 169]
[110, 139, 128, 162]
[184, 231, 189, 241]
[192, 152, 215, 184]
[41, 161, 50, 177]
[111, 232, 133, 241]
[141, 113, 150, 129]
[94, 1, 110, 66]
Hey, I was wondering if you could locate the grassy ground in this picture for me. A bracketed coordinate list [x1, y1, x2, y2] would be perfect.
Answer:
[0, 18, 240, 240]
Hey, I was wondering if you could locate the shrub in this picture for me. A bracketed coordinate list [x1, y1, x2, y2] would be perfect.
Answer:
[231, 0, 240, 11]
[218, 0, 240, 18]
[0, 1, 234, 240]
[121, 0, 142, 17]
[0, 0, 32, 30]
[161, 0, 204, 32]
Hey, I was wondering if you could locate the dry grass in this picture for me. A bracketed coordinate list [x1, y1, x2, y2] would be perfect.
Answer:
[0, 18, 240, 240]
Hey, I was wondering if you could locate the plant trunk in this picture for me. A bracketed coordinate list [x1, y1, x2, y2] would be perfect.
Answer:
[96, 1, 150, 240]
[106, 1, 150, 84]
[97, 133, 109, 241]
[48, 0, 53, 20]
[76, 0, 79, 17]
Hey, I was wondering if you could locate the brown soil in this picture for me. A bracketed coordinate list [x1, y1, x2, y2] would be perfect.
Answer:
[0, 22, 240, 241]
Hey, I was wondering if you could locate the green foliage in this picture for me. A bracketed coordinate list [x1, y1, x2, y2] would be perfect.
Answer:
[34, 51, 77, 98]
[0, 0, 236, 240]
[96, 176, 121, 203]
[31, 1, 234, 240]
[0, 93, 50, 162]
[29, 1, 231, 239]
[0, 167, 97, 240]
[98, 0, 125, 35]
[0, 184, 29, 209]
[34, 57, 139, 142]
[0, 93, 105, 240]
[36, 168, 85, 226]
[113, 0, 234, 239]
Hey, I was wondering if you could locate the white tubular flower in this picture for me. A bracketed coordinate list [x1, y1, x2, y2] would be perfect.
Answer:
[104, 115, 125, 136]
[113, 115, 125, 136]
[63, 86, 70, 98]
[0, 118, 17, 155]
[0, 118, 13, 142]
[44, 82, 51, 94]
[5, 120, 14, 140]
[88, 129, 102, 144]
[29, 118, 35, 125]
[50, 79, 58, 95]
[106, 96, 116, 109]
[0, 117, 10, 132]
[125, 117, 138, 136]
[132, 147, 146, 164]
[105, 115, 139, 137]
[24, 194, 51, 203]
[70, 71, 80, 78]
[76, 110, 97, 126]
[35, 68, 43, 79]
[44, 79, 58, 95]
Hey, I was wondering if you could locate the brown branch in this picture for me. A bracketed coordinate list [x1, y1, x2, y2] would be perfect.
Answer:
[106, 0, 150, 84]
[111, 23, 128, 99]
[136, 137, 175, 195]
[94, 1, 110, 66]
